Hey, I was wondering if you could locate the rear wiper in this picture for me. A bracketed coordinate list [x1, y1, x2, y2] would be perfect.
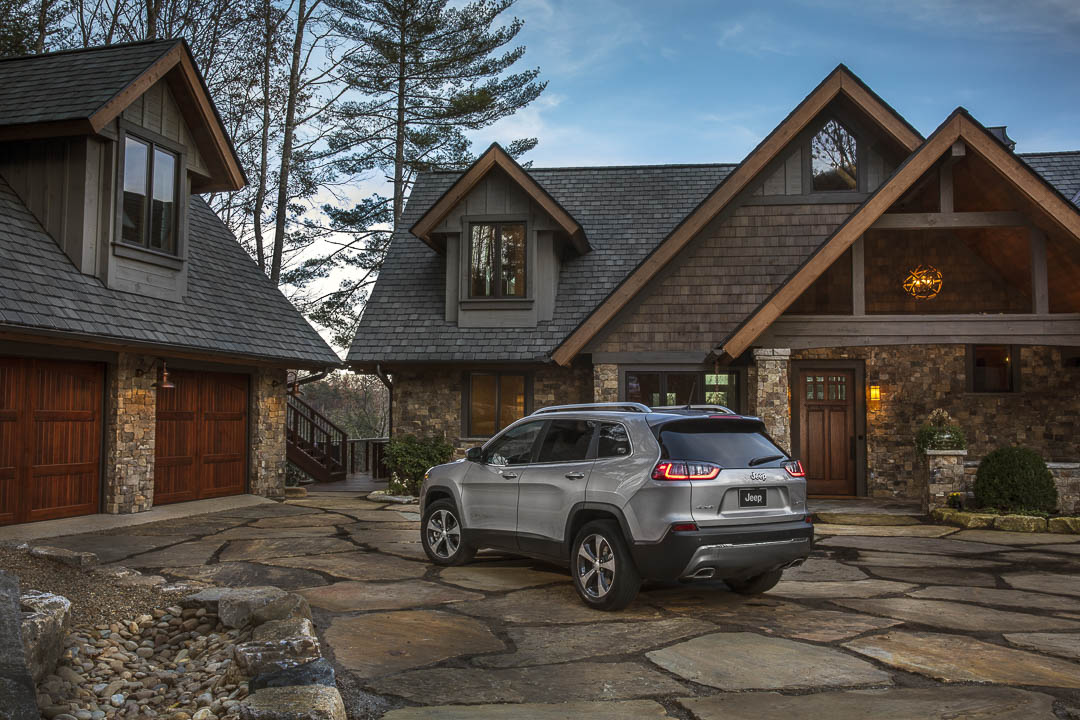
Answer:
[748, 454, 784, 467]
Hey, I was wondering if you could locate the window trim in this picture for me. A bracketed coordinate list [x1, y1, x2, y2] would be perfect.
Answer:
[462, 370, 533, 439]
[467, 221, 528, 299]
[115, 121, 186, 261]
[966, 344, 1022, 394]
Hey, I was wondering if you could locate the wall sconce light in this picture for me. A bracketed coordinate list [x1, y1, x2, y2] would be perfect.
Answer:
[152, 360, 175, 390]
[868, 384, 881, 411]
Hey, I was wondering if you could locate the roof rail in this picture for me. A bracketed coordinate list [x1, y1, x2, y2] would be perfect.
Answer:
[651, 405, 736, 414]
[531, 402, 651, 416]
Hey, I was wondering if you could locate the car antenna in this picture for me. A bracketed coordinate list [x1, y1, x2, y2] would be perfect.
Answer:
[685, 377, 698, 410]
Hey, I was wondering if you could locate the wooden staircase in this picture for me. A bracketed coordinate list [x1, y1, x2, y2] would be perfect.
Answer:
[286, 393, 348, 482]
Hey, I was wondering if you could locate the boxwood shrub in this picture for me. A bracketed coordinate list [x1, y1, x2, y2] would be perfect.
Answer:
[385, 434, 454, 496]
[973, 447, 1057, 513]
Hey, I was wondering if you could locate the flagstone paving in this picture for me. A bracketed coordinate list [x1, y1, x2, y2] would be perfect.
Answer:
[46, 493, 1080, 719]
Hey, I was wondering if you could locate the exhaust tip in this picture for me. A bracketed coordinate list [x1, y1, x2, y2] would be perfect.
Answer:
[691, 567, 717, 579]
[781, 558, 805, 570]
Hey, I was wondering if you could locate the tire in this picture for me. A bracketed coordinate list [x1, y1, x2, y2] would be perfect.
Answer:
[571, 520, 641, 611]
[726, 568, 783, 595]
[421, 499, 476, 566]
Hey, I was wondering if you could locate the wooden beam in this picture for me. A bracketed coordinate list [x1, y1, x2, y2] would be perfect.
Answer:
[0, 118, 95, 141]
[1031, 228, 1049, 314]
[940, 160, 954, 213]
[871, 211, 1026, 229]
[852, 236, 865, 316]
[838, 73, 923, 152]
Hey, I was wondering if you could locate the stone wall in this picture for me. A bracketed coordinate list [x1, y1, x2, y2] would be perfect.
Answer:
[752, 348, 791, 452]
[102, 353, 157, 514]
[392, 362, 593, 456]
[593, 364, 618, 403]
[925, 450, 968, 512]
[792, 345, 1080, 499]
[250, 367, 287, 500]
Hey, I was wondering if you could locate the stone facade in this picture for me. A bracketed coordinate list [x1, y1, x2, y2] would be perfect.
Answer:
[250, 367, 288, 500]
[751, 348, 791, 452]
[924, 450, 968, 512]
[103, 353, 157, 513]
[593, 364, 618, 403]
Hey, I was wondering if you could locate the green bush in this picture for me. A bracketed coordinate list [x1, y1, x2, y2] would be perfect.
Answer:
[973, 447, 1057, 513]
[384, 435, 454, 496]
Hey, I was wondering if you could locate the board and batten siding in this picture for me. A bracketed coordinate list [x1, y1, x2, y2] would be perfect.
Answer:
[122, 78, 209, 178]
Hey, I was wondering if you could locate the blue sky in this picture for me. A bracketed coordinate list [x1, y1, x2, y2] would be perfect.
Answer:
[478, 0, 1080, 166]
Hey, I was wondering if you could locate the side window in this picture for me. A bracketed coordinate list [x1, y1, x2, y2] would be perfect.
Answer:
[537, 420, 595, 463]
[597, 423, 631, 459]
[483, 421, 543, 466]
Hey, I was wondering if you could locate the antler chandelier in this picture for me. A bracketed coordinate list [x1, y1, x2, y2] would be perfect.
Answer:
[903, 264, 943, 300]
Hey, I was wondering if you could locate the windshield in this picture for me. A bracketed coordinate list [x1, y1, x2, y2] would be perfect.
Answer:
[658, 419, 787, 469]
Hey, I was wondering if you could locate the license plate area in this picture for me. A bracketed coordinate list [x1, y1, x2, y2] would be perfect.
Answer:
[738, 487, 767, 508]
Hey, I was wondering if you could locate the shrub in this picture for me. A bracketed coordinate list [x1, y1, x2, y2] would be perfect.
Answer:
[973, 447, 1057, 513]
[914, 408, 967, 456]
[384, 435, 454, 496]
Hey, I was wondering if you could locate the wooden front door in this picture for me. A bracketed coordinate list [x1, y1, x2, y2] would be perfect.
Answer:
[155, 370, 247, 505]
[798, 369, 856, 496]
[0, 357, 103, 525]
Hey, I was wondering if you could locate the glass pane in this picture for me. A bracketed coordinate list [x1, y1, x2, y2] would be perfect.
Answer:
[469, 224, 496, 297]
[659, 422, 787, 467]
[811, 119, 857, 191]
[537, 419, 594, 463]
[483, 420, 543, 466]
[498, 375, 526, 430]
[705, 372, 739, 412]
[597, 422, 630, 458]
[973, 345, 1013, 392]
[150, 148, 177, 253]
[625, 372, 661, 407]
[665, 373, 699, 406]
[122, 137, 149, 245]
[469, 373, 497, 436]
[500, 224, 526, 297]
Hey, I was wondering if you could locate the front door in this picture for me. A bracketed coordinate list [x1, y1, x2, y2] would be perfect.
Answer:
[798, 369, 856, 496]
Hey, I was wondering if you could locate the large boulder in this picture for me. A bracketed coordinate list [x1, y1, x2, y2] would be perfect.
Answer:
[29, 545, 97, 568]
[251, 593, 312, 627]
[994, 515, 1048, 533]
[240, 685, 346, 720]
[234, 618, 321, 676]
[249, 658, 335, 692]
[0, 571, 40, 720]
[185, 586, 287, 628]
[20, 590, 72, 682]
[1049, 517, 1080, 535]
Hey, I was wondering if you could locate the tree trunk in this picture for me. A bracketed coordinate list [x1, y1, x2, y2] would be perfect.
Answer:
[34, 0, 48, 52]
[252, 0, 274, 272]
[392, 20, 406, 224]
[146, 0, 158, 39]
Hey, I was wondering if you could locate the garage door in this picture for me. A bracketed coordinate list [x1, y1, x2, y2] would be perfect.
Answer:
[154, 369, 248, 505]
[0, 357, 104, 525]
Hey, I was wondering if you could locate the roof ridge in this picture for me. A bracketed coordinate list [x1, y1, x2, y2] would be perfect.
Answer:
[1019, 149, 1080, 157]
[425, 161, 740, 174]
[0, 38, 179, 64]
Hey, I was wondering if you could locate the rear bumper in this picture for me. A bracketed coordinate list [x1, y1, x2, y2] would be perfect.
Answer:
[630, 518, 813, 581]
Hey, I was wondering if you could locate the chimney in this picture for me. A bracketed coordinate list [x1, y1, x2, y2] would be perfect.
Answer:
[986, 126, 1016, 151]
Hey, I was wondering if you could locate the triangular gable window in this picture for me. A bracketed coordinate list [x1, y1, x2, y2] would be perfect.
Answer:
[811, 119, 858, 191]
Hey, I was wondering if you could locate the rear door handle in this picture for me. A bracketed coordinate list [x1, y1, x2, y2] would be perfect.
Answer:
[501, 472, 518, 480]
[565, 472, 585, 480]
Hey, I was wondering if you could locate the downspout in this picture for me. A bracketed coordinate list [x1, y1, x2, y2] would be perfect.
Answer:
[376, 364, 393, 438]
[289, 369, 330, 395]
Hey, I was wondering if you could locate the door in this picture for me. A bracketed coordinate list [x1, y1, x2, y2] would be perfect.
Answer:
[516, 419, 596, 554]
[155, 370, 247, 505]
[798, 369, 856, 496]
[460, 420, 544, 534]
[0, 357, 103, 525]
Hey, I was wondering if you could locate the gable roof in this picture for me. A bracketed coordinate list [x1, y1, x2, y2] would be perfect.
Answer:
[410, 143, 589, 254]
[0, 40, 244, 193]
[715, 109, 1080, 361]
[347, 163, 735, 365]
[1022, 151, 1080, 205]
[548, 64, 925, 365]
[0, 175, 339, 369]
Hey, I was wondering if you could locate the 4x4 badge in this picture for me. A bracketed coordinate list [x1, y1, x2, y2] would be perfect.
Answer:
[750, 471, 767, 482]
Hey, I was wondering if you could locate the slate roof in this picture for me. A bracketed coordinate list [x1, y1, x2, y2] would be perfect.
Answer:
[351, 149, 1080, 365]
[349, 164, 735, 364]
[0, 40, 178, 127]
[0, 176, 340, 367]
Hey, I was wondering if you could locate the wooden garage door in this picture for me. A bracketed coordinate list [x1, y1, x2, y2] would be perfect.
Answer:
[155, 370, 248, 505]
[0, 357, 103, 525]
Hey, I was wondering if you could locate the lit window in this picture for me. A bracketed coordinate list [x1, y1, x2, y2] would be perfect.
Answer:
[624, 370, 740, 411]
[971, 345, 1016, 393]
[468, 372, 527, 436]
[469, 223, 526, 298]
[811, 119, 858, 191]
[122, 135, 179, 254]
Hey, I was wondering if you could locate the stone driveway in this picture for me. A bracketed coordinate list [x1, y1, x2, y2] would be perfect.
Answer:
[40, 493, 1080, 719]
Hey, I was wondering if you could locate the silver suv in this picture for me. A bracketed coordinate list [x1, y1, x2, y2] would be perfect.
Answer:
[419, 403, 813, 610]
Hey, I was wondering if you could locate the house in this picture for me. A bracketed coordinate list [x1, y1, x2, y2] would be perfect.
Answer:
[0, 41, 340, 526]
[348, 65, 1080, 507]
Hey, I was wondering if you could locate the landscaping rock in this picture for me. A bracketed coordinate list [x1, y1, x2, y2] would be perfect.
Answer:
[0, 571, 38, 720]
[168, 562, 329, 591]
[19, 589, 72, 682]
[234, 618, 321, 676]
[240, 685, 345, 720]
[185, 586, 288, 628]
[249, 658, 335, 691]
[994, 514, 1047, 532]
[814, 512, 919, 526]
[1050, 517, 1080, 534]
[953, 512, 997, 529]
[29, 545, 98, 567]
[251, 593, 312, 627]
[283, 486, 307, 499]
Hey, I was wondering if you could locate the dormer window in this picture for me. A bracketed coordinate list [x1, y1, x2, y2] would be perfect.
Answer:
[811, 119, 858, 192]
[121, 133, 180, 255]
[469, 222, 526, 298]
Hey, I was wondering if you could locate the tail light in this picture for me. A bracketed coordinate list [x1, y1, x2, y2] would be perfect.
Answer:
[785, 460, 806, 478]
[652, 461, 721, 481]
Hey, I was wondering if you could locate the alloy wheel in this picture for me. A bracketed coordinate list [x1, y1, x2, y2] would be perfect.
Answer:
[426, 509, 461, 559]
[576, 533, 616, 599]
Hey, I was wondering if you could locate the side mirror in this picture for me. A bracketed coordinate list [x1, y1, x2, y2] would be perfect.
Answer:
[465, 446, 483, 462]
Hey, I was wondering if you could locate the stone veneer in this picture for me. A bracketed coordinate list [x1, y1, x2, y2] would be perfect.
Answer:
[750, 348, 791, 452]
[103, 353, 157, 513]
[392, 362, 593, 455]
[250, 367, 288, 500]
[925, 450, 968, 512]
[593, 364, 618, 403]
[792, 345, 1080, 499]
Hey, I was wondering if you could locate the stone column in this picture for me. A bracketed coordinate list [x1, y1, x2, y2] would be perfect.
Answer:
[752, 347, 791, 452]
[925, 449, 968, 513]
[250, 367, 287, 500]
[593, 364, 618, 403]
[103, 353, 157, 514]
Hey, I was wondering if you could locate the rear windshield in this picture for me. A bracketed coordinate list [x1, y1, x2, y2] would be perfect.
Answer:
[658, 419, 787, 469]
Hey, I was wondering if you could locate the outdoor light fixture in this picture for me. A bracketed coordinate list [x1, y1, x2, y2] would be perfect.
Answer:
[152, 360, 175, 390]
[903, 264, 943, 300]
[868, 384, 881, 411]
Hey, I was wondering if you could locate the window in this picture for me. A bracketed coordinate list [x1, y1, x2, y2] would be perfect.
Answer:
[467, 372, 528, 436]
[482, 421, 543, 466]
[658, 419, 788, 468]
[597, 422, 631, 459]
[970, 345, 1018, 393]
[537, 420, 595, 463]
[121, 134, 180, 254]
[624, 370, 741, 411]
[811, 119, 857, 192]
[469, 222, 526, 298]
